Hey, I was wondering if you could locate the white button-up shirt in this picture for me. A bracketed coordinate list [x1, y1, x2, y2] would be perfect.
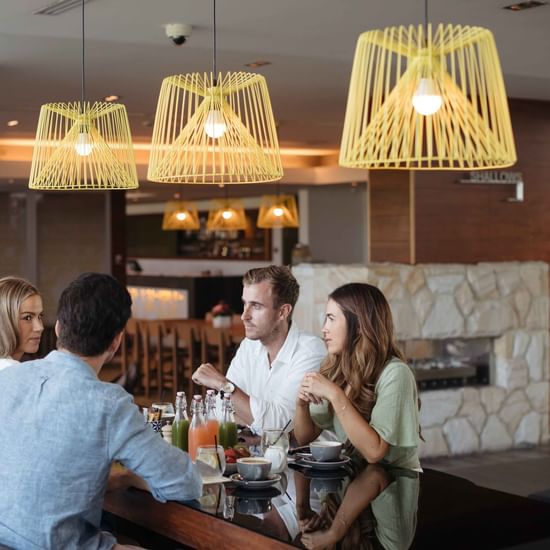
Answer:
[225, 322, 326, 434]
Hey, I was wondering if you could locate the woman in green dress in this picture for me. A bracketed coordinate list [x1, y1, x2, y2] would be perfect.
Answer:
[294, 283, 422, 471]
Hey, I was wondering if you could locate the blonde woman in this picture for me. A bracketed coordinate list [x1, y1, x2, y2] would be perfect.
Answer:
[294, 283, 421, 471]
[0, 276, 44, 370]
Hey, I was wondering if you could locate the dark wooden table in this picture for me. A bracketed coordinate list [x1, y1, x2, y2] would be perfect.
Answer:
[103, 465, 550, 550]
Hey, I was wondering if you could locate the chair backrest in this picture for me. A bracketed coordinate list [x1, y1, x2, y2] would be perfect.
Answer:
[201, 326, 231, 374]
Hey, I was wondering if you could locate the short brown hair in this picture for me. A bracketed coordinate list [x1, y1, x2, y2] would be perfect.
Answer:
[0, 276, 40, 357]
[242, 265, 299, 310]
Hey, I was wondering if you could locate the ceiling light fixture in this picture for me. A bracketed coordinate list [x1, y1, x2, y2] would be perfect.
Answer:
[6, 120, 19, 127]
[207, 199, 247, 231]
[148, 0, 283, 184]
[29, 0, 138, 190]
[162, 199, 200, 230]
[339, 0, 516, 170]
[104, 94, 120, 102]
[245, 60, 271, 68]
[257, 183, 300, 229]
[503, 1, 548, 10]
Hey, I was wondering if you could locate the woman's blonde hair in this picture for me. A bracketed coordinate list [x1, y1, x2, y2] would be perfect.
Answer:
[320, 283, 405, 421]
[0, 276, 40, 357]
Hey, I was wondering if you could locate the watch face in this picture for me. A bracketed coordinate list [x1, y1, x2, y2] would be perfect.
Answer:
[224, 382, 235, 394]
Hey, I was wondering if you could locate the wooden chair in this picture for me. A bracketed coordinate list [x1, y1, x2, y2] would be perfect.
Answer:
[200, 326, 231, 375]
[139, 320, 171, 399]
[170, 321, 201, 398]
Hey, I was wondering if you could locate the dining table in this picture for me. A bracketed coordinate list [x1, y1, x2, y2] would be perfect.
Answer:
[103, 448, 550, 550]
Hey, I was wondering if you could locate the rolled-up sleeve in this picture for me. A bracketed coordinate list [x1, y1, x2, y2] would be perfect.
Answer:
[107, 388, 202, 502]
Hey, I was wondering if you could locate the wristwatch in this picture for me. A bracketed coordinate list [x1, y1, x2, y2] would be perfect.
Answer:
[220, 380, 235, 395]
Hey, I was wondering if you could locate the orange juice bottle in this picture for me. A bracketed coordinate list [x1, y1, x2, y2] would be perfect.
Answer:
[205, 389, 220, 446]
[188, 395, 210, 460]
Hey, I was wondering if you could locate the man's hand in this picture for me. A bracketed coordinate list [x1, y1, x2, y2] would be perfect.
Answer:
[192, 363, 226, 391]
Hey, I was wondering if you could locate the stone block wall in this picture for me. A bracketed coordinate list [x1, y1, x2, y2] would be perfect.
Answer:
[293, 262, 549, 458]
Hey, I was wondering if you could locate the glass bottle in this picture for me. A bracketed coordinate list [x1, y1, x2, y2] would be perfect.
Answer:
[171, 391, 190, 452]
[205, 389, 220, 446]
[188, 395, 210, 460]
[218, 394, 238, 449]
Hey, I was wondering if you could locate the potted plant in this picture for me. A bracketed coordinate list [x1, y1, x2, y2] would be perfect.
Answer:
[211, 300, 233, 328]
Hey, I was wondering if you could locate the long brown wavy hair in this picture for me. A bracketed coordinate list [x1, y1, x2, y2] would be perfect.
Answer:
[320, 283, 405, 421]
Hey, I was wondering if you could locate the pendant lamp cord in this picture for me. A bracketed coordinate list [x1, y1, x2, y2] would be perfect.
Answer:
[81, 0, 86, 106]
[212, 0, 217, 86]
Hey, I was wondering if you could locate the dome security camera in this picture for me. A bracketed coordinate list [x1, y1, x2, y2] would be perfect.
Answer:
[165, 23, 192, 45]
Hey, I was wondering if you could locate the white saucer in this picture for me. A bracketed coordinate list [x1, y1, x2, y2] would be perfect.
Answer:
[299, 455, 351, 470]
[229, 473, 281, 489]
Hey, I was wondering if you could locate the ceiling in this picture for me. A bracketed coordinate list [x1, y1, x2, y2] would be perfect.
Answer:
[1, 0, 549, 202]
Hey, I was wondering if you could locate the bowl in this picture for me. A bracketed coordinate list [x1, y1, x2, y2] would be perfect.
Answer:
[310, 441, 343, 462]
[236, 457, 272, 481]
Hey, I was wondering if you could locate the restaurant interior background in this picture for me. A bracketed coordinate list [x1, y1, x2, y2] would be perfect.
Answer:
[0, 0, 549, 458]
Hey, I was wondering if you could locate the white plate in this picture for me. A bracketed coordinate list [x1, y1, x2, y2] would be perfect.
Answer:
[229, 473, 281, 489]
[299, 455, 351, 470]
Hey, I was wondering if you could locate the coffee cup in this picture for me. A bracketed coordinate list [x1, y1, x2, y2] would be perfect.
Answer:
[310, 441, 343, 462]
[236, 457, 272, 481]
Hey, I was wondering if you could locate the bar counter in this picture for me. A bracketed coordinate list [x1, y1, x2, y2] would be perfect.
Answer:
[103, 460, 550, 549]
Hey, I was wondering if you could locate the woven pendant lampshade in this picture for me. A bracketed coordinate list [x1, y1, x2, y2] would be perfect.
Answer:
[148, 71, 283, 184]
[162, 200, 200, 230]
[339, 24, 517, 170]
[29, 102, 138, 190]
[28, 0, 138, 190]
[257, 195, 299, 229]
[206, 199, 247, 231]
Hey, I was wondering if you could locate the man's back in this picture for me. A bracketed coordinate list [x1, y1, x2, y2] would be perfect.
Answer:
[0, 351, 201, 550]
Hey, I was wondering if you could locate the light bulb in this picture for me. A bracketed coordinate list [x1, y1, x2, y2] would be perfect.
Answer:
[221, 209, 233, 220]
[75, 132, 93, 156]
[273, 206, 284, 217]
[412, 78, 442, 116]
[176, 212, 187, 221]
[204, 110, 227, 139]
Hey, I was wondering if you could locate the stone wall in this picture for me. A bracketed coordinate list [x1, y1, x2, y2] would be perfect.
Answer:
[293, 262, 549, 458]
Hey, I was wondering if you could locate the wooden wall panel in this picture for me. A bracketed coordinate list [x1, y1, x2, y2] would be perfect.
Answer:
[415, 99, 550, 264]
[368, 170, 414, 263]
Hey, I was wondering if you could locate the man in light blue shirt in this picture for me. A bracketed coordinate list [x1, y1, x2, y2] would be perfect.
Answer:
[0, 273, 202, 550]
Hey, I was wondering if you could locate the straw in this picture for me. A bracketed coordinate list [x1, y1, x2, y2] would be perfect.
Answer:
[214, 435, 222, 472]
[271, 419, 292, 447]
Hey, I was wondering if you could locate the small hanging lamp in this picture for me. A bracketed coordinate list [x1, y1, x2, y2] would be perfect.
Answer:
[148, 0, 283, 184]
[257, 194, 299, 229]
[162, 200, 200, 230]
[29, 0, 138, 190]
[207, 199, 247, 231]
[339, 0, 516, 170]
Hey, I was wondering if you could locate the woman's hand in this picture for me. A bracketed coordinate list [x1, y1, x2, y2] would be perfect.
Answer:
[301, 372, 341, 404]
[297, 375, 323, 406]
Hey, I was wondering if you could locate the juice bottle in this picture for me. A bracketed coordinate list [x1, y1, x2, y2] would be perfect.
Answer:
[171, 391, 190, 452]
[205, 389, 220, 446]
[188, 395, 211, 460]
[218, 394, 238, 449]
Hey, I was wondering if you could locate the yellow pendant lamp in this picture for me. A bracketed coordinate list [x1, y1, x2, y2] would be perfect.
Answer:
[29, 0, 138, 190]
[207, 199, 247, 231]
[257, 194, 299, 229]
[162, 200, 200, 230]
[339, 3, 516, 170]
[148, 0, 283, 184]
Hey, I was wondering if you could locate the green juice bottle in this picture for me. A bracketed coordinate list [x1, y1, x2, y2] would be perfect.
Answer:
[218, 394, 238, 449]
[172, 391, 190, 452]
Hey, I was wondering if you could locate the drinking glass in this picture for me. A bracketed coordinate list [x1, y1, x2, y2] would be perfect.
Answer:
[261, 429, 289, 473]
[196, 444, 226, 475]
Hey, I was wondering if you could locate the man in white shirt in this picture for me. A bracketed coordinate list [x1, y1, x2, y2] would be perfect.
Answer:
[192, 265, 326, 434]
